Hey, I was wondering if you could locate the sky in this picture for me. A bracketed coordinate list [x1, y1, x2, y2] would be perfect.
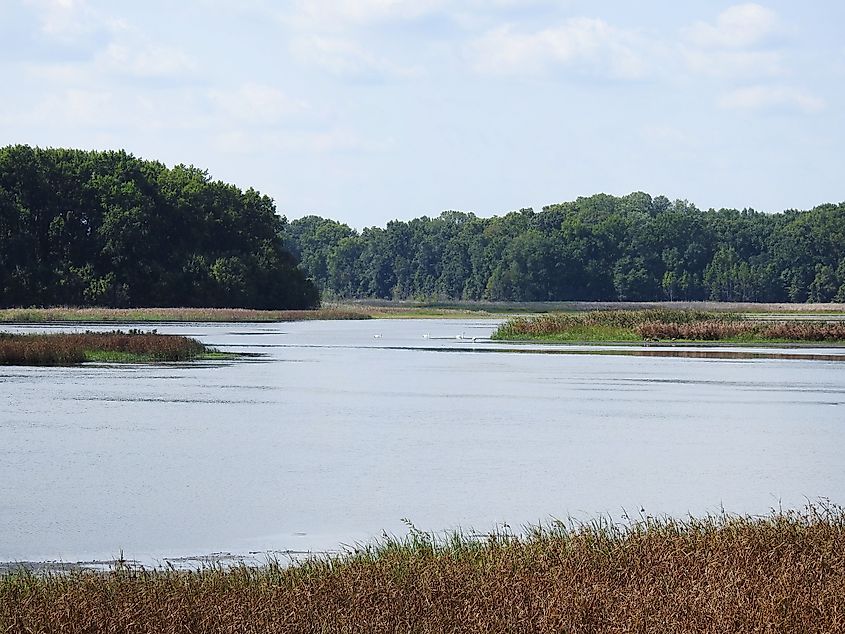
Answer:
[1, 1, 843, 227]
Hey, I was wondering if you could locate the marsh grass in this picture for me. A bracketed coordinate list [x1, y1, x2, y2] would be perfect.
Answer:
[0, 307, 370, 323]
[637, 319, 845, 342]
[495, 309, 845, 343]
[1, 506, 843, 633]
[0, 331, 209, 365]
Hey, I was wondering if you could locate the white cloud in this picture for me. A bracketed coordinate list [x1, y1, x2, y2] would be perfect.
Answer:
[283, 0, 562, 32]
[55, 88, 115, 125]
[719, 85, 825, 113]
[23, 61, 90, 84]
[682, 4, 784, 78]
[209, 83, 308, 125]
[213, 127, 392, 155]
[680, 4, 825, 115]
[291, 35, 419, 78]
[0, 84, 211, 133]
[20, 1, 198, 80]
[289, 0, 445, 27]
[25, 0, 94, 39]
[642, 125, 693, 146]
[99, 42, 197, 78]
[282, 0, 564, 79]
[685, 3, 779, 50]
[24, 0, 129, 43]
[684, 49, 783, 78]
[0, 88, 112, 128]
[469, 19, 647, 79]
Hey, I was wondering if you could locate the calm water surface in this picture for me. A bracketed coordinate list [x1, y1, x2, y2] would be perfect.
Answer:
[1, 319, 843, 565]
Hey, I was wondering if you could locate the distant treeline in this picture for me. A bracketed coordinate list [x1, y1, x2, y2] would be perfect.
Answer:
[288, 193, 845, 303]
[0, 146, 318, 309]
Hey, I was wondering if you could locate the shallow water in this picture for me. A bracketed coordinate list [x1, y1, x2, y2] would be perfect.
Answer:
[1, 319, 843, 566]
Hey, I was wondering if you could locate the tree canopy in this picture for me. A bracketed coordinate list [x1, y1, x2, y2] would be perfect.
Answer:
[287, 193, 845, 303]
[0, 145, 318, 309]
[4, 146, 842, 307]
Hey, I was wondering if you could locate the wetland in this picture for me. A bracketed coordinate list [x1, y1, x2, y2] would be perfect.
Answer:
[1, 317, 843, 568]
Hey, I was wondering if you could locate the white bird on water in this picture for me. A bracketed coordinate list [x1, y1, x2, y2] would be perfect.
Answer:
[373, 334, 382, 338]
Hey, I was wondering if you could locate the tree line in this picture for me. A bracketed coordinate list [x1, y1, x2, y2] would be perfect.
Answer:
[287, 192, 845, 303]
[3, 145, 842, 307]
[0, 145, 318, 309]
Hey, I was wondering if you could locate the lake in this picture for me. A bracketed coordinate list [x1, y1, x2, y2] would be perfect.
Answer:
[1, 318, 843, 567]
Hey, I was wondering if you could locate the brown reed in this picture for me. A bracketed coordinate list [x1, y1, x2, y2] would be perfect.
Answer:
[495, 310, 845, 342]
[495, 310, 738, 340]
[636, 319, 845, 342]
[0, 331, 207, 365]
[1, 506, 843, 633]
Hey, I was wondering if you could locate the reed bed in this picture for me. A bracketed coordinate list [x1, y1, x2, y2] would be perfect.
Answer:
[637, 319, 845, 342]
[0, 307, 370, 323]
[1, 506, 843, 633]
[495, 309, 845, 343]
[0, 331, 208, 365]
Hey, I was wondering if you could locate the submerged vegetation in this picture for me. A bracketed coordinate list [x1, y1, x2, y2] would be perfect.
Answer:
[0, 331, 212, 365]
[494, 309, 845, 343]
[1, 506, 843, 633]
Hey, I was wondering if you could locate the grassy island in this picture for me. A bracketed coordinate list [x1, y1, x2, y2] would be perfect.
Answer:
[1, 506, 843, 632]
[0, 331, 221, 365]
[494, 309, 845, 344]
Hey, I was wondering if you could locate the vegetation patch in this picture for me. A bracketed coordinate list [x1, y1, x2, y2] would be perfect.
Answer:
[494, 309, 845, 343]
[0, 307, 370, 323]
[1, 506, 843, 633]
[0, 331, 214, 365]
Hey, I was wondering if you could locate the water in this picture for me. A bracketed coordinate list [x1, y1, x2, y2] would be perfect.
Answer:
[1, 319, 843, 566]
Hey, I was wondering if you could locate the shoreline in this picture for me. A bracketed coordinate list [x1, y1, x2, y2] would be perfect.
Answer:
[0, 306, 372, 324]
[3, 301, 845, 324]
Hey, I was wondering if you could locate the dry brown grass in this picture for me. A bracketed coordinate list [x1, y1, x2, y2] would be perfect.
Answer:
[637, 320, 845, 342]
[2, 506, 843, 633]
[494, 310, 738, 341]
[0, 307, 370, 323]
[0, 331, 207, 364]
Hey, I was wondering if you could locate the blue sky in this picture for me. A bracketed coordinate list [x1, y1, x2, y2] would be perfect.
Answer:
[2, 1, 843, 227]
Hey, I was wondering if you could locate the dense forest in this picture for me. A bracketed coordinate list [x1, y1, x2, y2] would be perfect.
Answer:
[0, 146, 318, 309]
[287, 193, 845, 303]
[2, 145, 842, 307]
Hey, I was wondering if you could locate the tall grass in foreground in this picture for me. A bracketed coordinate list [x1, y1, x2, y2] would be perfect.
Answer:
[0, 331, 207, 365]
[1, 506, 843, 633]
[495, 309, 845, 342]
[0, 307, 370, 323]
